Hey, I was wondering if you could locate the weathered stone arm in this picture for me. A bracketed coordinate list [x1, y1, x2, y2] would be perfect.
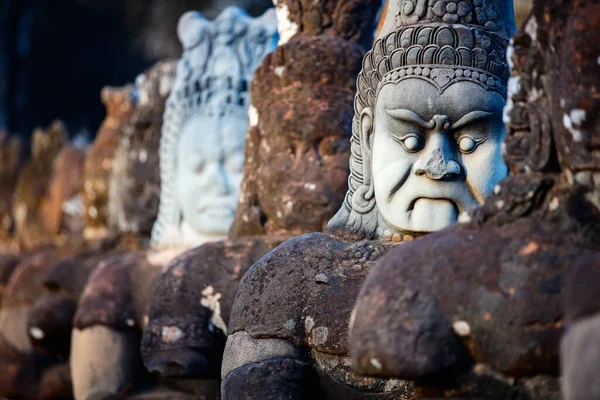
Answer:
[221, 332, 318, 399]
[71, 326, 141, 400]
[70, 254, 154, 400]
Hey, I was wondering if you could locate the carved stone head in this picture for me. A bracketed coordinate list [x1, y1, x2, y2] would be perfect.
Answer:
[229, 0, 380, 238]
[151, 7, 278, 248]
[83, 85, 135, 240]
[13, 121, 68, 248]
[328, 0, 516, 239]
[108, 61, 176, 239]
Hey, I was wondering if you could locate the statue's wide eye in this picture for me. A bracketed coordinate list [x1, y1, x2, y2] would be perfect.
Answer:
[402, 135, 422, 152]
[458, 136, 477, 153]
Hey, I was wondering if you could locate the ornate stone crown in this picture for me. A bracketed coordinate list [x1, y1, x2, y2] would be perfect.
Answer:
[328, 0, 516, 239]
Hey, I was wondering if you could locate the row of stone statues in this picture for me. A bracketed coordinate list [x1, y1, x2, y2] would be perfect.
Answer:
[0, 0, 598, 399]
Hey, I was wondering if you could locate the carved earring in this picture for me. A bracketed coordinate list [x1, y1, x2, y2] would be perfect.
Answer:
[352, 108, 376, 214]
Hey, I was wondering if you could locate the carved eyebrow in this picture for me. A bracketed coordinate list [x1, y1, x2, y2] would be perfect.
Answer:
[384, 109, 434, 129]
[451, 110, 495, 130]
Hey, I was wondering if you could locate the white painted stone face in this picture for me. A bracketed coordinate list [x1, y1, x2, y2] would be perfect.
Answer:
[151, 6, 278, 249]
[372, 79, 507, 233]
[176, 114, 245, 237]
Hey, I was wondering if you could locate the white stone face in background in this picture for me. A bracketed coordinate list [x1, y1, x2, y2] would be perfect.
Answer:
[151, 6, 278, 249]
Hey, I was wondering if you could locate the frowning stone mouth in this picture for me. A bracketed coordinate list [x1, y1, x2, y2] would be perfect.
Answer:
[407, 197, 459, 213]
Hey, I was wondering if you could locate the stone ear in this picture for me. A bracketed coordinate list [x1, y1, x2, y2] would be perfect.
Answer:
[360, 107, 374, 151]
[359, 107, 374, 188]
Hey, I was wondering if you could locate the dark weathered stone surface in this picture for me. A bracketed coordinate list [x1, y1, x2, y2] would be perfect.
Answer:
[0, 333, 69, 400]
[225, 233, 413, 398]
[351, 176, 599, 376]
[108, 60, 176, 237]
[74, 252, 163, 332]
[350, 1, 600, 398]
[270, 0, 378, 49]
[142, 237, 284, 379]
[229, 35, 361, 238]
[229, 9, 374, 239]
[27, 241, 125, 358]
[0, 246, 83, 399]
[221, 357, 319, 400]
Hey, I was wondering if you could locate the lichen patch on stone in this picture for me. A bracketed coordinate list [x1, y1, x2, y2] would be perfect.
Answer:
[161, 326, 184, 343]
[201, 285, 228, 335]
[273, 1, 298, 46]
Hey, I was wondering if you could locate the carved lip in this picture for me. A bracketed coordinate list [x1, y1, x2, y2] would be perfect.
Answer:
[197, 204, 234, 215]
[407, 197, 459, 213]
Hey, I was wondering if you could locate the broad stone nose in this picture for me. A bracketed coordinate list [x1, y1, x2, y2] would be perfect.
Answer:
[414, 141, 461, 180]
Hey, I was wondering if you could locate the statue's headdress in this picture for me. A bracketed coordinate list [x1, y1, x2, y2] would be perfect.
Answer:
[328, 0, 516, 239]
[151, 7, 278, 248]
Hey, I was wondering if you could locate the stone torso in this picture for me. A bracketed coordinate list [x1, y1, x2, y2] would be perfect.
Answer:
[228, 232, 412, 398]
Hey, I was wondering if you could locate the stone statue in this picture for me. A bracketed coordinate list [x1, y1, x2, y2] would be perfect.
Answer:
[221, 0, 513, 398]
[108, 61, 176, 240]
[349, 1, 600, 399]
[151, 6, 277, 249]
[70, 8, 277, 399]
[0, 84, 138, 400]
[12, 121, 86, 249]
[67, 60, 177, 400]
[140, 0, 359, 390]
[0, 123, 89, 399]
[83, 85, 135, 240]
[0, 132, 22, 248]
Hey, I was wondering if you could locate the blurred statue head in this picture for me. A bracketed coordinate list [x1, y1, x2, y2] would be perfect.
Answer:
[151, 7, 277, 249]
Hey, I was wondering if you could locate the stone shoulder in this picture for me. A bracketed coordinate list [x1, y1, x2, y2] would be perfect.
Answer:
[73, 253, 139, 331]
[229, 232, 396, 354]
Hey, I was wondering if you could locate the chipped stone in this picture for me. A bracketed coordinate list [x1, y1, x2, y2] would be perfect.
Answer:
[315, 273, 329, 284]
[29, 327, 45, 340]
[312, 326, 329, 346]
[452, 320, 471, 337]
[305, 316, 315, 333]
[248, 104, 259, 128]
[273, 1, 298, 45]
[370, 357, 382, 370]
[284, 319, 296, 330]
[458, 211, 472, 224]
[161, 326, 184, 343]
[525, 16, 538, 42]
